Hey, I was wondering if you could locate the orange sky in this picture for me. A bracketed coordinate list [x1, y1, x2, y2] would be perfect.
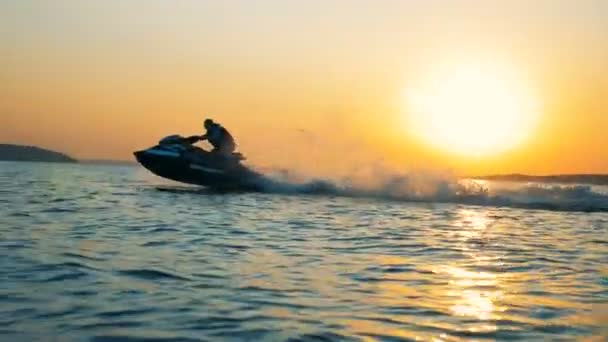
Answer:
[1, 1, 607, 176]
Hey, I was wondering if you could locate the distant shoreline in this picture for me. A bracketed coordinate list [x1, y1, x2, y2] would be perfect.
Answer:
[0, 144, 140, 165]
[473, 174, 608, 185]
[0, 144, 76, 163]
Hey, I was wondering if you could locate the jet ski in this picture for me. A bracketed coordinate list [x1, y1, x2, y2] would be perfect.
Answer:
[134, 135, 264, 191]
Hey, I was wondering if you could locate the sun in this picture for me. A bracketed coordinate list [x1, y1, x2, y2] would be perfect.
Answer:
[405, 62, 539, 156]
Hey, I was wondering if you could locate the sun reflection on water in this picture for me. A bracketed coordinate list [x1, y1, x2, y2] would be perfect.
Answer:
[444, 209, 505, 332]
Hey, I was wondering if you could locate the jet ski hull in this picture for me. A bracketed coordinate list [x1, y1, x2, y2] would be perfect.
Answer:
[134, 144, 263, 191]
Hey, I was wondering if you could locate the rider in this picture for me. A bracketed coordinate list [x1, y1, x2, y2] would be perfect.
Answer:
[190, 118, 236, 156]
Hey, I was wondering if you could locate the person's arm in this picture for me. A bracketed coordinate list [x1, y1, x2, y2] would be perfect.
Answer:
[184, 135, 205, 144]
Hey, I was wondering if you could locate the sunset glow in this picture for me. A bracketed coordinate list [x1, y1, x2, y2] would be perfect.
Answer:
[1, 3, 607, 341]
[406, 62, 539, 156]
[1, 1, 607, 175]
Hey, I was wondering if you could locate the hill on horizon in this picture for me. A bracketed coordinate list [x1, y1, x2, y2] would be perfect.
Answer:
[0, 144, 76, 163]
[475, 173, 608, 185]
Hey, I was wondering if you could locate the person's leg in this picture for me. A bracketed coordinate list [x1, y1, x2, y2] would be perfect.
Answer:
[218, 141, 235, 156]
[226, 141, 236, 154]
[214, 144, 227, 157]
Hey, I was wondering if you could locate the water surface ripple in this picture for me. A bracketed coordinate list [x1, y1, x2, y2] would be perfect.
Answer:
[1, 162, 607, 341]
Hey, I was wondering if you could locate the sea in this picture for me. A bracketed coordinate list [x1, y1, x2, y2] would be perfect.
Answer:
[1, 161, 607, 341]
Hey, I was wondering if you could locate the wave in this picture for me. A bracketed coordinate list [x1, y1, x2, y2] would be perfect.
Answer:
[250, 169, 608, 213]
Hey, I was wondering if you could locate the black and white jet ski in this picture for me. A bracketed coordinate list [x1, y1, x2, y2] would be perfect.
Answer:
[134, 135, 264, 190]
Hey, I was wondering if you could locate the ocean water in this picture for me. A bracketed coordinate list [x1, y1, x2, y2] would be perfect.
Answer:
[1, 161, 607, 341]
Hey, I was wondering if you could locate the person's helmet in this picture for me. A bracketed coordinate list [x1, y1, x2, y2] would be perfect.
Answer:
[204, 118, 214, 129]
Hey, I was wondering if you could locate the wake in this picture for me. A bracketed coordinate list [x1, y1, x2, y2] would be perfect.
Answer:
[251, 171, 608, 213]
